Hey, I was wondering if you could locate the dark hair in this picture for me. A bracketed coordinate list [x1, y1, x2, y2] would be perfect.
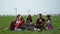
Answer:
[46, 15, 51, 20]
[20, 16, 25, 23]
[26, 15, 32, 21]
[16, 15, 20, 18]
[20, 16, 24, 20]
[39, 13, 42, 16]
[38, 13, 42, 19]
[46, 15, 50, 17]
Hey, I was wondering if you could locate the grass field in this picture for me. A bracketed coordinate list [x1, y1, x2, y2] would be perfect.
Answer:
[0, 15, 60, 34]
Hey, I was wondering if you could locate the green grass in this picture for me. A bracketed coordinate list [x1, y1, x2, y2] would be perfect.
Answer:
[0, 15, 60, 34]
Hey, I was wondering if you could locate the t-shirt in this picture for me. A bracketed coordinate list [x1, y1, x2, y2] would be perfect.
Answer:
[46, 20, 51, 24]
[36, 18, 45, 25]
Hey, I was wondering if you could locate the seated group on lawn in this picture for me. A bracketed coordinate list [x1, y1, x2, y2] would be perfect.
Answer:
[9, 13, 53, 31]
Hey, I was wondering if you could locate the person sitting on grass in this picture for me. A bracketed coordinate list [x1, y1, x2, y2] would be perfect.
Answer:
[9, 15, 20, 30]
[15, 16, 25, 31]
[24, 15, 34, 31]
[34, 13, 45, 31]
[45, 15, 53, 30]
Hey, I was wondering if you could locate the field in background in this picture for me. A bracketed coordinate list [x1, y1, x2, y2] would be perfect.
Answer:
[0, 15, 60, 34]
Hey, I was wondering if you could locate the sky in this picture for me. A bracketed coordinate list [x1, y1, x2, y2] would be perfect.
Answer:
[0, 0, 60, 15]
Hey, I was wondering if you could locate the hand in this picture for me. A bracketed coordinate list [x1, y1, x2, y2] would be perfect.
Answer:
[15, 27, 17, 30]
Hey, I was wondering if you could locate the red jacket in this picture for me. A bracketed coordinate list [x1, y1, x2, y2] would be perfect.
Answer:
[15, 20, 22, 28]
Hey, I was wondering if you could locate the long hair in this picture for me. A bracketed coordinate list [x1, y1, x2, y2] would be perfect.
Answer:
[26, 15, 32, 21]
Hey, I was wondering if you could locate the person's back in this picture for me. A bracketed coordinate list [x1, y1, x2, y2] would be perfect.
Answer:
[9, 20, 16, 30]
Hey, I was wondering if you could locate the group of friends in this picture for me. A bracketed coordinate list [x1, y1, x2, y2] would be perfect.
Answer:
[9, 13, 53, 31]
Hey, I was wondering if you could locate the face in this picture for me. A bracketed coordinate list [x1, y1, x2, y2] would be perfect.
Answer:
[46, 15, 50, 20]
[38, 14, 42, 19]
[46, 17, 49, 20]
[28, 16, 31, 19]
[28, 15, 31, 19]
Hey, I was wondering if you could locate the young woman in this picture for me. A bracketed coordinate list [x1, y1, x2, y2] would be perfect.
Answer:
[34, 13, 45, 31]
[9, 15, 20, 30]
[25, 15, 34, 30]
[15, 16, 25, 31]
[46, 15, 53, 30]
